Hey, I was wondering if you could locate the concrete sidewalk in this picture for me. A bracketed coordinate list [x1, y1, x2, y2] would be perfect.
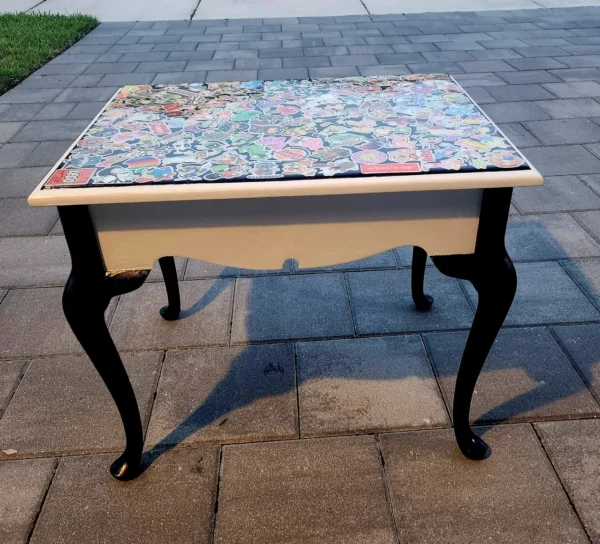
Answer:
[1, 5, 600, 544]
[4, 0, 600, 21]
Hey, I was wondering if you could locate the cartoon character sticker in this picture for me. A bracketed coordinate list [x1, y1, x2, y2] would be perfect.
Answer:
[488, 151, 525, 169]
[326, 133, 367, 147]
[351, 150, 387, 165]
[312, 147, 351, 162]
[273, 148, 309, 162]
[247, 162, 283, 179]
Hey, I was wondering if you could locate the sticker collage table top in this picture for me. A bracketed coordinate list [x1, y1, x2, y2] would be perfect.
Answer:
[30, 74, 543, 206]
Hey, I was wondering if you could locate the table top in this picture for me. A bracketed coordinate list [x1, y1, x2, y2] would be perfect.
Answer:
[29, 74, 542, 206]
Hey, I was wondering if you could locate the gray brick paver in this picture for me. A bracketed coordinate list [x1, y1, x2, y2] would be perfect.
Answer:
[180, 34, 222, 43]
[83, 61, 139, 74]
[297, 335, 449, 435]
[535, 419, 600, 542]
[283, 38, 325, 47]
[135, 61, 187, 72]
[17, 74, 78, 90]
[309, 66, 360, 77]
[29, 448, 219, 544]
[497, 69, 561, 84]
[215, 436, 397, 544]
[376, 53, 425, 64]
[392, 43, 439, 53]
[514, 46, 571, 57]
[348, 44, 395, 54]
[238, 41, 282, 50]
[0, 352, 162, 457]
[214, 50, 259, 59]
[152, 71, 207, 84]
[119, 51, 169, 62]
[0, 167, 50, 198]
[435, 41, 486, 51]
[506, 57, 569, 70]
[458, 59, 517, 72]
[93, 53, 123, 63]
[0, 142, 41, 167]
[552, 54, 600, 68]
[145, 344, 297, 447]
[0, 87, 63, 104]
[205, 70, 259, 82]
[506, 213, 600, 259]
[359, 64, 410, 76]
[152, 42, 199, 52]
[469, 48, 523, 60]
[11, 119, 89, 143]
[497, 122, 540, 146]
[537, 98, 600, 120]
[321, 36, 365, 46]
[0, 458, 57, 544]
[486, 83, 555, 101]
[381, 425, 590, 544]
[549, 67, 600, 81]
[304, 46, 349, 56]
[524, 118, 600, 144]
[54, 86, 118, 103]
[283, 56, 330, 68]
[409, 61, 464, 74]
[427, 326, 600, 423]
[221, 33, 262, 42]
[330, 54, 378, 66]
[462, 261, 599, 325]
[478, 38, 529, 48]
[235, 58, 283, 69]
[20, 141, 72, 167]
[185, 60, 235, 71]
[259, 47, 304, 58]
[0, 103, 45, 122]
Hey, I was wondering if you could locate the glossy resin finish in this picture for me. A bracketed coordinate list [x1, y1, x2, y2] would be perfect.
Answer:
[42, 74, 529, 189]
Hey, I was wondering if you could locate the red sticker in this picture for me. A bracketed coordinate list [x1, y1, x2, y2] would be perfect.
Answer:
[148, 121, 171, 135]
[360, 164, 421, 174]
[46, 168, 95, 186]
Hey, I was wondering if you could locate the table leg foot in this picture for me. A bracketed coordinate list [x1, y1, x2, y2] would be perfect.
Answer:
[158, 257, 181, 321]
[411, 246, 434, 311]
[456, 430, 491, 460]
[110, 451, 143, 481]
[432, 250, 516, 461]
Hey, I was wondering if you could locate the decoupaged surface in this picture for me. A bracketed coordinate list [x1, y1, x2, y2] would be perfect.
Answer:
[43, 74, 529, 188]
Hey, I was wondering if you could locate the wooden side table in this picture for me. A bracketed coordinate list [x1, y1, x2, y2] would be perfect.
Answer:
[29, 75, 542, 480]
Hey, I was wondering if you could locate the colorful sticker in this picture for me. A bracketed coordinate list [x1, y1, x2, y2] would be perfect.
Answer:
[488, 150, 525, 169]
[351, 150, 388, 165]
[148, 121, 171, 135]
[125, 156, 161, 169]
[42, 75, 529, 188]
[46, 168, 95, 186]
[273, 148, 309, 161]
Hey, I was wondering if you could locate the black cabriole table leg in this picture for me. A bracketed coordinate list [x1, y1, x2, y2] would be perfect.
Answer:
[158, 256, 181, 320]
[59, 205, 150, 480]
[411, 246, 434, 311]
[432, 187, 517, 460]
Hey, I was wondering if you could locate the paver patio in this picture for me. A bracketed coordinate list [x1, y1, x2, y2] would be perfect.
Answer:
[1, 6, 600, 543]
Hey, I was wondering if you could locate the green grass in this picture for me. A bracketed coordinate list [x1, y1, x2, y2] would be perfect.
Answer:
[0, 13, 98, 94]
